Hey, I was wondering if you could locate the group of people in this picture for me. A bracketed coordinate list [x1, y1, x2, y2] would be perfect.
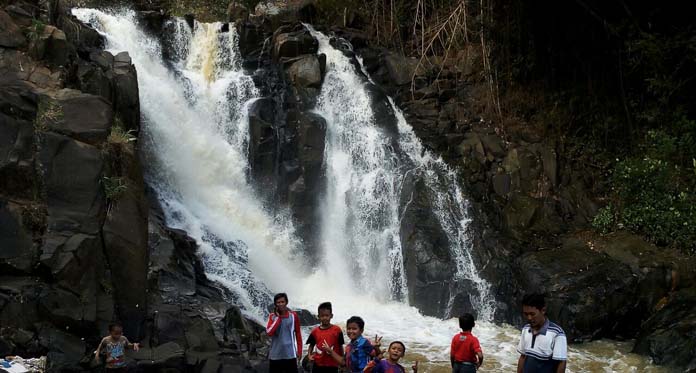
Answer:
[266, 293, 567, 373]
[92, 293, 566, 373]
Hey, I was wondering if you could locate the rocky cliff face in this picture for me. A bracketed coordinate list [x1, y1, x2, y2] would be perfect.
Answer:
[0, 1, 270, 371]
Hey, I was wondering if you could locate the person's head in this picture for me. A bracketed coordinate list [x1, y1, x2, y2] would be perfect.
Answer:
[317, 302, 333, 327]
[521, 293, 547, 329]
[386, 341, 406, 363]
[274, 293, 288, 313]
[345, 316, 365, 341]
[108, 323, 123, 339]
[459, 313, 475, 331]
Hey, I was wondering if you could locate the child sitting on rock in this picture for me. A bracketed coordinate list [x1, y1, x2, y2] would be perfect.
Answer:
[95, 322, 140, 372]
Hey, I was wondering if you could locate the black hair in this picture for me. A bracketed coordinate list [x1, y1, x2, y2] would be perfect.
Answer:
[522, 293, 546, 310]
[318, 302, 332, 313]
[389, 341, 406, 354]
[458, 313, 475, 331]
[346, 316, 365, 330]
[274, 293, 288, 303]
[108, 322, 123, 332]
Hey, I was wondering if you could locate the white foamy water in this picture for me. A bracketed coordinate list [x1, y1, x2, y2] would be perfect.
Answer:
[306, 25, 495, 320]
[72, 8, 306, 318]
[72, 8, 671, 372]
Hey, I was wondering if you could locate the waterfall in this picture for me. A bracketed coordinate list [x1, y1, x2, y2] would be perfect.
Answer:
[306, 26, 495, 320]
[69, 9, 670, 372]
[72, 9, 305, 320]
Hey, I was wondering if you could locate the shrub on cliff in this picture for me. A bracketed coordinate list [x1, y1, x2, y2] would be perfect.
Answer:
[594, 128, 696, 254]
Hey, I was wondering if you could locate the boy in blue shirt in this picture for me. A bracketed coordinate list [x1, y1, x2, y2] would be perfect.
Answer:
[321, 316, 379, 372]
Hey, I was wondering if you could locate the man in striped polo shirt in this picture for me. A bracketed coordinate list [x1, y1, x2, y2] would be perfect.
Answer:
[516, 293, 567, 373]
[267, 292, 303, 373]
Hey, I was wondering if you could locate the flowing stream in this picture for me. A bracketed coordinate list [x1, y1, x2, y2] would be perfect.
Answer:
[73, 8, 670, 372]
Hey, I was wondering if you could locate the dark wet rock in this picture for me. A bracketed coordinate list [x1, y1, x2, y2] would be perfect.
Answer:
[248, 97, 278, 189]
[295, 308, 319, 326]
[383, 52, 419, 86]
[0, 112, 36, 200]
[0, 201, 34, 271]
[0, 9, 26, 48]
[272, 29, 318, 61]
[112, 52, 140, 131]
[28, 24, 73, 67]
[39, 326, 87, 372]
[53, 4, 104, 53]
[514, 232, 687, 342]
[39, 132, 104, 234]
[399, 174, 457, 317]
[102, 140, 148, 338]
[38, 90, 113, 145]
[518, 246, 635, 341]
[285, 54, 322, 88]
[633, 288, 696, 371]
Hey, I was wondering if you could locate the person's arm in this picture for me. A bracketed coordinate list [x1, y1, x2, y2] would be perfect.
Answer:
[363, 359, 378, 373]
[293, 312, 303, 358]
[123, 337, 140, 351]
[473, 336, 483, 368]
[517, 355, 526, 373]
[321, 340, 345, 365]
[94, 338, 105, 362]
[552, 332, 568, 373]
[337, 330, 345, 358]
[266, 312, 281, 336]
[450, 335, 456, 367]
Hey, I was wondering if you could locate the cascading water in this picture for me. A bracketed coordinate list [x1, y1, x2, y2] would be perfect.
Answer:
[72, 9, 305, 319]
[73, 8, 669, 372]
[306, 25, 495, 319]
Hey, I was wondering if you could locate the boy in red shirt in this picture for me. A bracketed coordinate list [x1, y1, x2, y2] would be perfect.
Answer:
[306, 302, 344, 373]
[450, 313, 484, 373]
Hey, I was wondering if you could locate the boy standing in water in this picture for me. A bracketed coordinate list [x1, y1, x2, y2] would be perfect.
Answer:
[364, 341, 419, 373]
[95, 323, 140, 372]
[306, 302, 344, 373]
[267, 293, 303, 373]
[450, 313, 484, 372]
[321, 316, 378, 372]
[516, 293, 567, 373]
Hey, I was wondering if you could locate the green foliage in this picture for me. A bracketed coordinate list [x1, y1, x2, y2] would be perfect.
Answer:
[597, 129, 696, 254]
[25, 19, 46, 42]
[102, 176, 128, 201]
[35, 99, 63, 131]
[592, 206, 614, 234]
[108, 124, 137, 145]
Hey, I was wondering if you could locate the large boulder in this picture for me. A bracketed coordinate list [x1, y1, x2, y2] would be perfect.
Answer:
[399, 173, 458, 316]
[247, 97, 278, 189]
[112, 52, 140, 131]
[272, 28, 318, 61]
[633, 287, 696, 371]
[37, 90, 114, 145]
[38, 132, 105, 234]
[285, 54, 322, 88]
[383, 52, 419, 86]
[515, 233, 679, 342]
[0, 9, 26, 48]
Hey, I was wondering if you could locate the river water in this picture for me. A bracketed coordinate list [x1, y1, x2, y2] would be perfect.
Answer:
[73, 8, 671, 372]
